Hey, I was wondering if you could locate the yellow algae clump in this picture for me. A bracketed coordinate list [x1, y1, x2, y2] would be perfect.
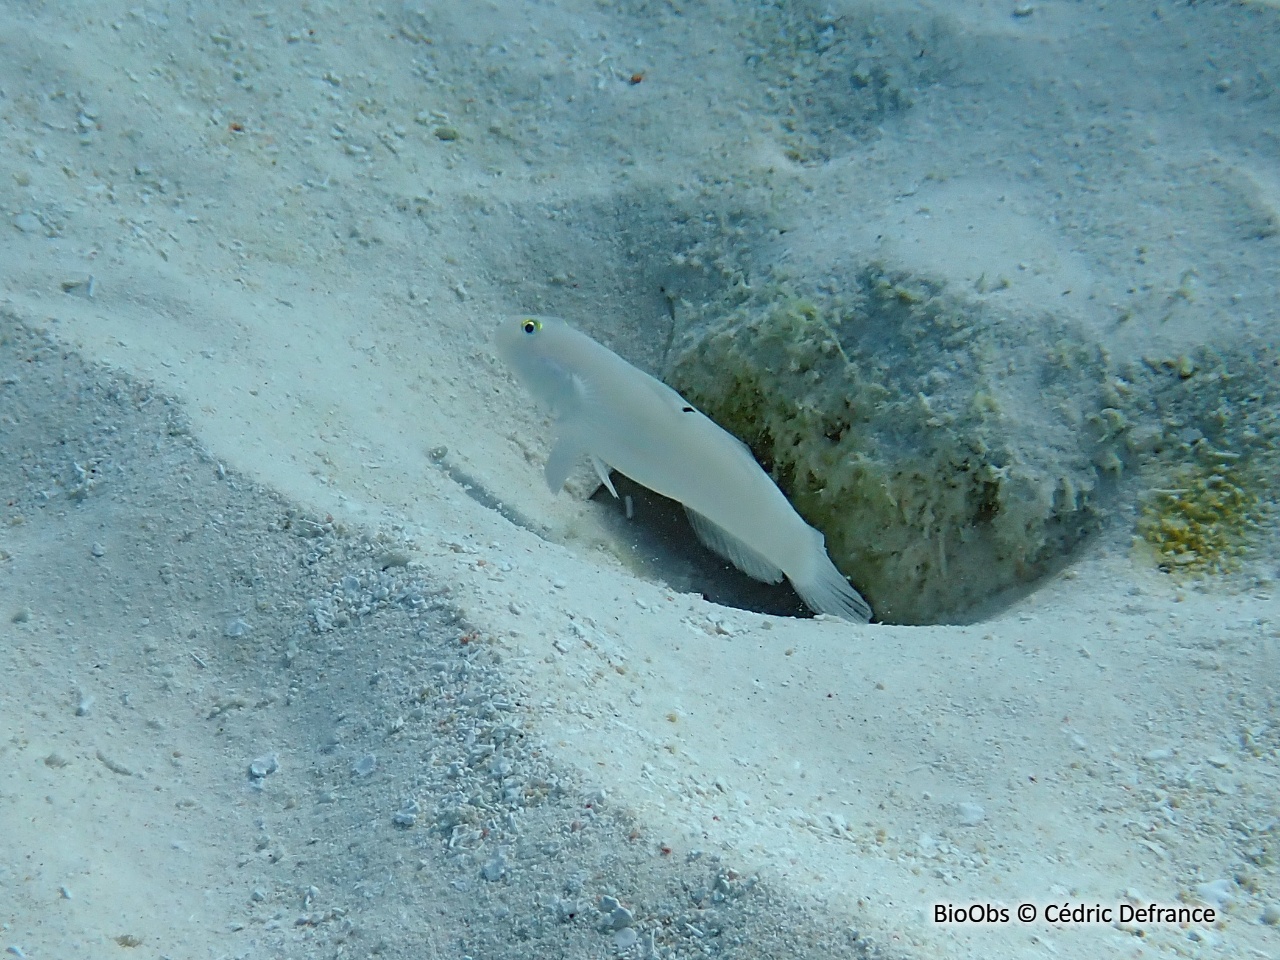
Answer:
[1132, 346, 1279, 578]
[1137, 455, 1268, 574]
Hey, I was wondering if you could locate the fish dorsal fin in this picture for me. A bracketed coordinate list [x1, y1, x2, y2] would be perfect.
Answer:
[684, 506, 785, 584]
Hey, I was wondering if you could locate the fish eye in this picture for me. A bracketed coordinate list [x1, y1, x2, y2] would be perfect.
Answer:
[521, 318, 541, 335]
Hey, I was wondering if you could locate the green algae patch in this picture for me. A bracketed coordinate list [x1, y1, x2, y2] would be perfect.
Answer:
[666, 270, 1121, 624]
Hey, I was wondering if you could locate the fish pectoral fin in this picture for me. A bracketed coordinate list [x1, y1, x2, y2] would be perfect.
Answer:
[590, 456, 618, 498]
[545, 430, 587, 494]
[684, 507, 785, 584]
[545, 420, 615, 498]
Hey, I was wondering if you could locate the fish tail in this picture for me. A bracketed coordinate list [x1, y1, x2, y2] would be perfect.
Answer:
[788, 542, 872, 624]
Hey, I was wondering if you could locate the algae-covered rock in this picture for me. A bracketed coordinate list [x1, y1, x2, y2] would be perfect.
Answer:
[666, 268, 1124, 624]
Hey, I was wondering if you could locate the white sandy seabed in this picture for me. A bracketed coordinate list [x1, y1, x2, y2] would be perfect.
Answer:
[1, 1, 1279, 959]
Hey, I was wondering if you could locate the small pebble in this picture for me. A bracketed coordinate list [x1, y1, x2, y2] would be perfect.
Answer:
[554, 898, 578, 922]
[480, 851, 507, 882]
[598, 896, 634, 931]
[376, 550, 411, 569]
[1260, 903, 1280, 925]
[393, 799, 420, 827]
[248, 754, 279, 779]
[1195, 878, 1234, 909]
[224, 618, 251, 638]
[61, 275, 95, 298]
[90, 542, 105, 557]
[956, 802, 985, 826]
[95, 749, 133, 776]
[613, 927, 638, 950]
[353, 753, 377, 777]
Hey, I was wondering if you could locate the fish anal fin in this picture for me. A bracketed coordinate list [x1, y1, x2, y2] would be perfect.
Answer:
[685, 507, 784, 584]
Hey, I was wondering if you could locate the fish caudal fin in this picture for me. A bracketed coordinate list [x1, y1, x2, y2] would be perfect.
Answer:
[788, 544, 872, 624]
